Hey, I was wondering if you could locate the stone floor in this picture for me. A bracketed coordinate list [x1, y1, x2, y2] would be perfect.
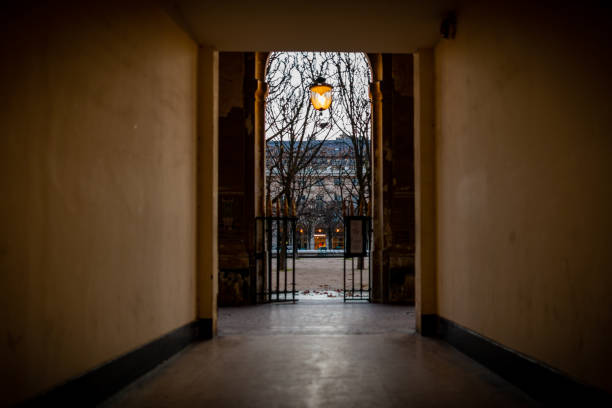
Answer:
[104, 303, 536, 407]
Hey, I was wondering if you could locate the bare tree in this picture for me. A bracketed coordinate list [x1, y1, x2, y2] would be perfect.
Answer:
[328, 52, 372, 215]
[265, 52, 372, 259]
[265, 52, 335, 213]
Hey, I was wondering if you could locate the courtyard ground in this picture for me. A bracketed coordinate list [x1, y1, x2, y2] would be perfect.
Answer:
[271, 257, 369, 300]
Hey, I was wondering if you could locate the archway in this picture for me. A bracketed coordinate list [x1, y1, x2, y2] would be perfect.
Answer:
[260, 52, 373, 301]
[250, 52, 420, 310]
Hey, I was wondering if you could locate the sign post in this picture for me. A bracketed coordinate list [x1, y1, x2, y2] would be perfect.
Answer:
[343, 215, 371, 301]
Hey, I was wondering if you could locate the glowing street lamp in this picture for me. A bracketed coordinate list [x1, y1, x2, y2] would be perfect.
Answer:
[310, 76, 332, 111]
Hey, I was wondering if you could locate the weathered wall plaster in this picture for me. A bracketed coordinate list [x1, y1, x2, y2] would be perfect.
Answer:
[218, 52, 256, 306]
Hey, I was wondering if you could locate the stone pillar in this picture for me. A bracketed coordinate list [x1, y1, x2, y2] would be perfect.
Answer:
[370, 53, 416, 304]
[254, 52, 269, 302]
[384, 54, 415, 304]
[413, 48, 437, 335]
[217, 52, 256, 306]
[368, 53, 384, 303]
[197, 46, 219, 336]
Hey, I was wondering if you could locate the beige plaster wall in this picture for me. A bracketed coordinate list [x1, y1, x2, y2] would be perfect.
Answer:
[0, 2, 198, 404]
[171, 0, 457, 52]
[197, 46, 219, 324]
[435, 1, 612, 392]
[414, 49, 437, 331]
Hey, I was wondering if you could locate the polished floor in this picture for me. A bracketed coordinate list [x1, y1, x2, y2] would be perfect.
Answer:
[105, 302, 536, 407]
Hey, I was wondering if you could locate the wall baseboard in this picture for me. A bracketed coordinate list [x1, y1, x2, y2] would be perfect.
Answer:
[436, 316, 611, 405]
[419, 313, 438, 336]
[19, 318, 213, 407]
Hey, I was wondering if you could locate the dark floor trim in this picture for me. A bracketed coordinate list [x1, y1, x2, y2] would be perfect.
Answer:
[19, 318, 213, 407]
[419, 314, 438, 337]
[436, 316, 611, 405]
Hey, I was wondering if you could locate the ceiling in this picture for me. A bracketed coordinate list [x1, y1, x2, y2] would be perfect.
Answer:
[166, 0, 458, 53]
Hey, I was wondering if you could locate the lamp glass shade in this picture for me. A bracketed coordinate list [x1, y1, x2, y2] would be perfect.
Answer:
[310, 83, 332, 111]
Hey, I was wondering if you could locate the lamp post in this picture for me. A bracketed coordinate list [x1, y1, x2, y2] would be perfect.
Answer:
[310, 76, 332, 111]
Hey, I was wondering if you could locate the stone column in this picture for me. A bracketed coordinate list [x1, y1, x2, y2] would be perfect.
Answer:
[254, 52, 269, 220]
[413, 48, 437, 335]
[254, 52, 269, 302]
[383, 54, 416, 305]
[217, 53, 256, 306]
[368, 53, 384, 303]
[196, 45, 219, 337]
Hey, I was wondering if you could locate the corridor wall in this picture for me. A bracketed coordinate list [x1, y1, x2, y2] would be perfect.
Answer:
[435, 0, 612, 392]
[0, 1, 198, 404]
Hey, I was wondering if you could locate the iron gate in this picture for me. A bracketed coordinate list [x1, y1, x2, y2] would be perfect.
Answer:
[255, 214, 371, 302]
[255, 215, 297, 302]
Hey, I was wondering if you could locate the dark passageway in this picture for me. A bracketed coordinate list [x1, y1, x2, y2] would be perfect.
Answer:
[3, 1, 612, 406]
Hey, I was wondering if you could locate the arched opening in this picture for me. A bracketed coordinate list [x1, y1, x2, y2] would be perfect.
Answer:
[217, 51, 417, 311]
[263, 52, 372, 300]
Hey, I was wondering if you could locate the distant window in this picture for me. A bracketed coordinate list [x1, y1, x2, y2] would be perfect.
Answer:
[334, 178, 341, 186]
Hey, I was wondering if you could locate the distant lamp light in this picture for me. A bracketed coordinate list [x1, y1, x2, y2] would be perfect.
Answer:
[310, 77, 332, 111]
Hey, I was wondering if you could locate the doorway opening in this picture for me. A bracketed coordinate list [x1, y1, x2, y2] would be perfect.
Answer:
[264, 51, 372, 302]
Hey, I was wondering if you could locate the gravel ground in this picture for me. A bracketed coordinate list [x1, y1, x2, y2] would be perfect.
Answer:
[272, 257, 370, 294]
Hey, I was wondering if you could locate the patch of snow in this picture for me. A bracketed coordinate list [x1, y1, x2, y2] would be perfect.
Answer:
[297, 289, 344, 300]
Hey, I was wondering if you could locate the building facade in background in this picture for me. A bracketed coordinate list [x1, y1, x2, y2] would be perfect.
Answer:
[267, 138, 367, 250]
